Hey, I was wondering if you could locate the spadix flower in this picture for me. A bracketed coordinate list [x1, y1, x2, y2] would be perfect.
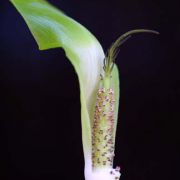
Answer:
[10, 0, 159, 179]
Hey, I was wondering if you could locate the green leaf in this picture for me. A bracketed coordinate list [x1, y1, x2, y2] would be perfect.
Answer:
[10, 0, 120, 179]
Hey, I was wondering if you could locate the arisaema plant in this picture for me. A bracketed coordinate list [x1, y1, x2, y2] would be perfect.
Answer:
[10, 0, 159, 179]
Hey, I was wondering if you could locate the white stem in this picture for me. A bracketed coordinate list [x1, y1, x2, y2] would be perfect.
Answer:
[85, 167, 121, 180]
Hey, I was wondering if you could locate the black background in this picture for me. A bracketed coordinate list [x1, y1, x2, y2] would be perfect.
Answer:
[0, 0, 179, 179]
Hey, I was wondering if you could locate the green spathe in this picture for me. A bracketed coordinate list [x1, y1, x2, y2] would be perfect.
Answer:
[10, 0, 119, 179]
